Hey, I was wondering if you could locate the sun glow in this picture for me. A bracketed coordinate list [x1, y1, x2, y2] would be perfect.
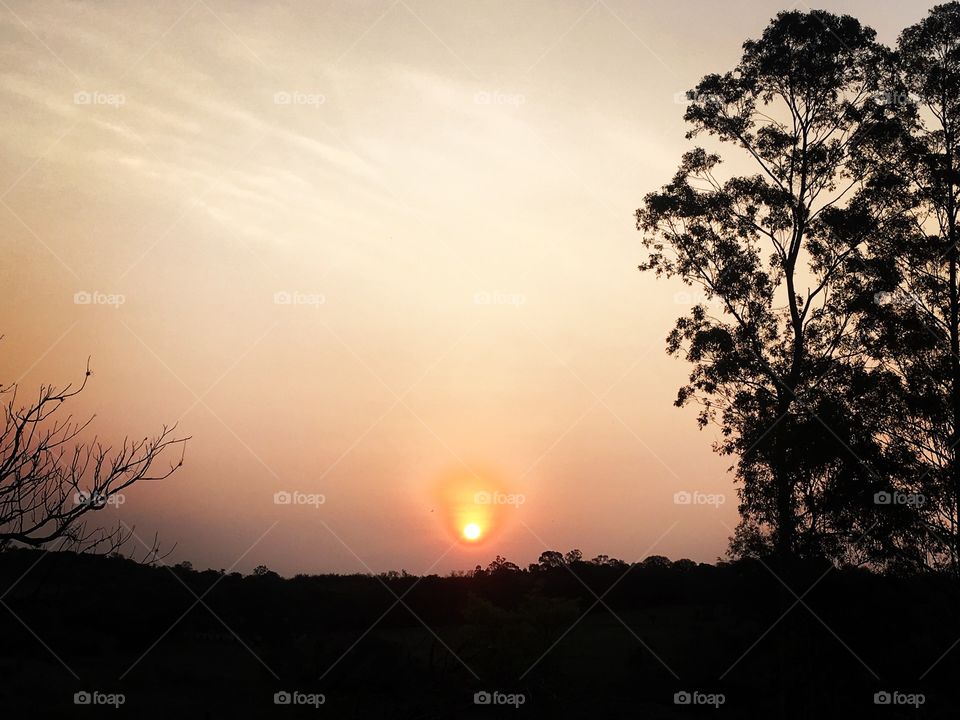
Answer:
[432, 466, 523, 545]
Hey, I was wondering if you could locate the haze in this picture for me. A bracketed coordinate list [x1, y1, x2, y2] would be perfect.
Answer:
[0, 0, 921, 575]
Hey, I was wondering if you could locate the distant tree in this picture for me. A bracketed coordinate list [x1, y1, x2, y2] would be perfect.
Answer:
[589, 554, 628, 569]
[486, 555, 521, 574]
[641, 555, 672, 569]
[537, 550, 565, 569]
[0, 353, 187, 555]
[637, 10, 890, 560]
[563, 549, 582, 565]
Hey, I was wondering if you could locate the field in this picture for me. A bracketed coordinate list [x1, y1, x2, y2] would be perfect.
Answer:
[1, 549, 955, 717]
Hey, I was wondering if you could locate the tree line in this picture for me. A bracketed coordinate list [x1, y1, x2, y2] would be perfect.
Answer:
[637, 4, 960, 575]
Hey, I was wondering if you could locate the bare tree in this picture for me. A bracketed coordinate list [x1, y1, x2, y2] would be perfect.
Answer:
[0, 351, 188, 558]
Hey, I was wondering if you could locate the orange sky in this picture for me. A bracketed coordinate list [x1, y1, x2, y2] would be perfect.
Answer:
[0, 0, 923, 575]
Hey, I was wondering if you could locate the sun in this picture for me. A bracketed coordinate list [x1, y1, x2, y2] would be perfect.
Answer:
[462, 522, 482, 541]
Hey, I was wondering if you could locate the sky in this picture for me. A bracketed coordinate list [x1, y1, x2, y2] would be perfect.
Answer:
[0, 0, 928, 575]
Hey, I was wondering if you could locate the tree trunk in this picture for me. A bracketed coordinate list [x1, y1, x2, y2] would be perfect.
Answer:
[948, 213, 960, 578]
[946, 128, 960, 578]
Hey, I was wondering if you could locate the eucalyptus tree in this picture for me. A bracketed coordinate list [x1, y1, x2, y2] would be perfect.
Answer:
[637, 10, 894, 560]
[853, 2, 960, 575]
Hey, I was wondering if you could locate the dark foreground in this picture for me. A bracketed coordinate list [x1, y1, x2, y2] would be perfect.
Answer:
[1, 548, 957, 718]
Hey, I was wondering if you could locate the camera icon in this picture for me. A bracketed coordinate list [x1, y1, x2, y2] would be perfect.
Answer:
[473, 291, 491, 305]
[474, 91, 491, 105]
[73, 91, 91, 105]
[274, 691, 292, 705]
[74, 291, 92, 305]
[74, 691, 92, 705]
[273, 91, 292, 105]
[473, 691, 491, 705]
[674, 691, 691, 705]
[874, 491, 892, 505]
[274, 491, 292, 505]
[874, 691, 891, 705]
[273, 291, 292, 305]
[74, 490, 106, 508]
[673, 491, 692, 505]
[473, 491, 491, 505]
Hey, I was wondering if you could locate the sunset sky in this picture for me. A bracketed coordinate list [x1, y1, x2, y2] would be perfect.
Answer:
[1, 0, 923, 575]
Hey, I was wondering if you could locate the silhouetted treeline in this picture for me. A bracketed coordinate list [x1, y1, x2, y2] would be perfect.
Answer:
[2, 547, 959, 717]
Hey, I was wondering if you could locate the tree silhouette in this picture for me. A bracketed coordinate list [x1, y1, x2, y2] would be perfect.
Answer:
[486, 555, 521, 574]
[853, 2, 960, 574]
[0, 353, 187, 555]
[637, 10, 888, 560]
[537, 550, 565, 570]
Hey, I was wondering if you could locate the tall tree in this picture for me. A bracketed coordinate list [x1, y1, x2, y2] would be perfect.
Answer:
[856, 2, 960, 575]
[637, 10, 890, 560]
